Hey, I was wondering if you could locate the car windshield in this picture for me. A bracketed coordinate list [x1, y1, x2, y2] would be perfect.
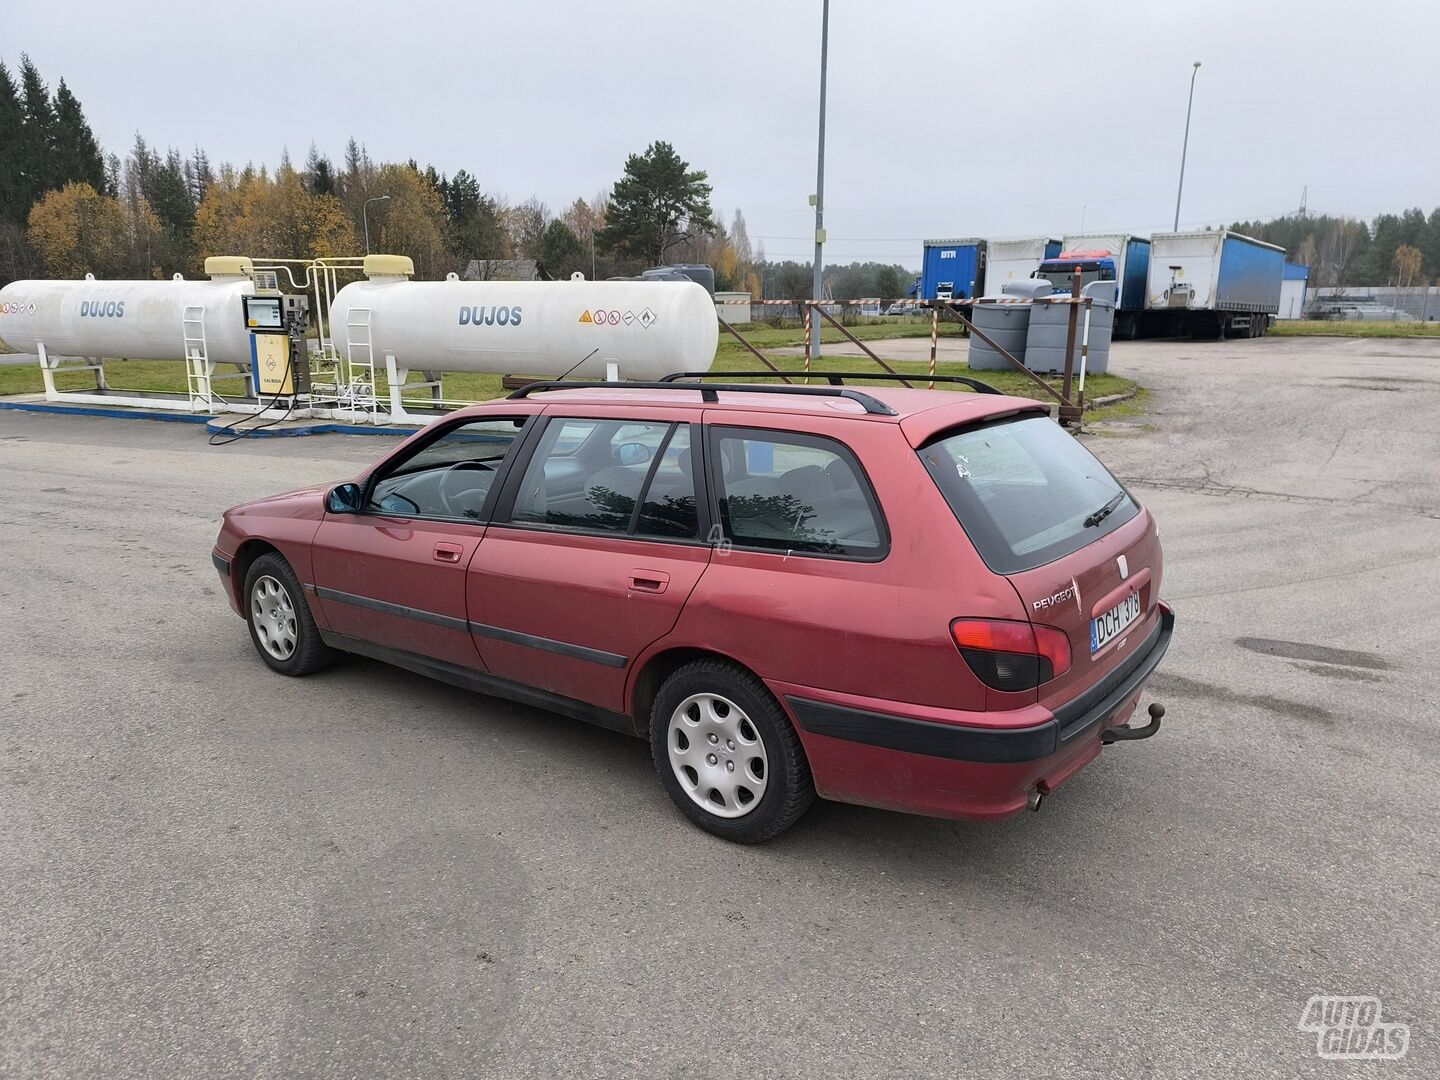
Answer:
[919, 415, 1137, 574]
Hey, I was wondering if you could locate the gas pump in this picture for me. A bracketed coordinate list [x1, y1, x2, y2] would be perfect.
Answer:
[242, 281, 310, 399]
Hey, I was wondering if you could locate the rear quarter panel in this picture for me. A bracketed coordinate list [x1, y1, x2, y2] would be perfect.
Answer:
[665, 410, 1026, 712]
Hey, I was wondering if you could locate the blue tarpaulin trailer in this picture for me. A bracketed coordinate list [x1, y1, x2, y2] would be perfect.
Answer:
[920, 239, 986, 302]
[1146, 230, 1285, 338]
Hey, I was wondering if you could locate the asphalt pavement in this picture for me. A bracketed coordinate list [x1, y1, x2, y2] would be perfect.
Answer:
[1, 333, 1436, 1078]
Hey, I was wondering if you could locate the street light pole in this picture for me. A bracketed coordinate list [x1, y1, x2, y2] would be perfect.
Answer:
[1173, 62, 1201, 231]
[809, 0, 830, 364]
[363, 194, 391, 254]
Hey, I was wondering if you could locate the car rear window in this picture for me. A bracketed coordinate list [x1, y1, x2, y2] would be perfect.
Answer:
[919, 415, 1138, 574]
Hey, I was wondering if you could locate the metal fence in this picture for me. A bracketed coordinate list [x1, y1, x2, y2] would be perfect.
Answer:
[1307, 287, 1439, 321]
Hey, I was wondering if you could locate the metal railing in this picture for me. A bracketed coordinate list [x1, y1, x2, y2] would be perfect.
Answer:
[731, 271, 1095, 427]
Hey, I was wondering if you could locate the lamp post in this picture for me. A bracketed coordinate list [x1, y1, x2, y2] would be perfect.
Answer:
[363, 194, 391, 254]
[809, 0, 830, 364]
[1173, 62, 1201, 231]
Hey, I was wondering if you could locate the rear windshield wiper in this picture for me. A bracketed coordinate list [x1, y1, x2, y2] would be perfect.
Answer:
[1083, 492, 1126, 529]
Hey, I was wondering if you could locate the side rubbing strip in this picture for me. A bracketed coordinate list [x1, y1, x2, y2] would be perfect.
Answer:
[314, 586, 470, 633]
[466, 620, 628, 669]
[313, 586, 628, 669]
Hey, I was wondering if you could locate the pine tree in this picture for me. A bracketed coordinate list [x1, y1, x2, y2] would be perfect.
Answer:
[596, 141, 714, 267]
[189, 146, 213, 203]
[304, 143, 335, 197]
[128, 132, 154, 200]
[17, 54, 58, 207]
[50, 79, 107, 194]
[0, 62, 26, 225]
[146, 148, 195, 251]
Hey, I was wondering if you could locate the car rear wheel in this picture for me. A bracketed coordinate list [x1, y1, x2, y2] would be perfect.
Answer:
[243, 552, 334, 676]
[651, 659, 815, 843]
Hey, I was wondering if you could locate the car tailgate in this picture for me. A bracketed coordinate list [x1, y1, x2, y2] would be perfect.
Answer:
[1005, 506, 1164, 721]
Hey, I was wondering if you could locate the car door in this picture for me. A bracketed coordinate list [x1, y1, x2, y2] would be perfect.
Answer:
[310, 413, 535, 670]
[466, 410, 712, 712]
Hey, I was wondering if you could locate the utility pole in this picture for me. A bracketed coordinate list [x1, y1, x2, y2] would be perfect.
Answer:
[809, 0, 830, 364]
[1173, 61, 1201, 231]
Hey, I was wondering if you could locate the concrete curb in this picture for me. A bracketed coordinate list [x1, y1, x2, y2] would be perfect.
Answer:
[203, 418, 416, 438]
[1086, 389, 1137, 411]
[0, 400, 211, 424]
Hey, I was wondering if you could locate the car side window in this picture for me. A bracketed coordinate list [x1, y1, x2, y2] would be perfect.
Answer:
[636, 425, 698, 539]
[367, 417, 527, 520]
[510, 417, 685, 536]
[714, 429, 886, 558]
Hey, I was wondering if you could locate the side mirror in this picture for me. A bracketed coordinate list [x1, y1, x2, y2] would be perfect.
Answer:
[326, 483, 363, 513]
[617, 442, 652, 467]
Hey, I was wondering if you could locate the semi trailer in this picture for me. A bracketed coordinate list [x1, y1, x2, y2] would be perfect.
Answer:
[980, 237, 1061, 298]
[920, 238, 985, 301]
[1145, 230, 1284, 338]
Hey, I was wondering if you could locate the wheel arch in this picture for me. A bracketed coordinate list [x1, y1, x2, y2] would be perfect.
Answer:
[628, 645, 761, 730]
[229, 539, 282, 606]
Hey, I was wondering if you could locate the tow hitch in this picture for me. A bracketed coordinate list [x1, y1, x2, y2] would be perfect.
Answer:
[1102, 702, 1164, 744]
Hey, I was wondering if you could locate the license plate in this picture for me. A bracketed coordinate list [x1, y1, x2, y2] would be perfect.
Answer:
[1091, 593, 1141, 653]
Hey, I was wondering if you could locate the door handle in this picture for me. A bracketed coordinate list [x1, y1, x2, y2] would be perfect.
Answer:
[434, 542, 464, 564]
[628, 569, 669, 593]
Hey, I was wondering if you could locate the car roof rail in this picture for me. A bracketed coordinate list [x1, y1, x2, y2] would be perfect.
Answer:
[660, 370, 1003, 395]
[507, 379, 900, 416]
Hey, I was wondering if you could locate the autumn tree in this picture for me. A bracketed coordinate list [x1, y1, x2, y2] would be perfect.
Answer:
[597, 141, 714, 268]
[506, 198, 549, 260]
[670, 214, 736, 288]
[192, 166, 356, 265]
[729, 209, 760, 296]
[28, 182, 135, 277]
[1392, 244, 1422, 289]
[560, 197, 606, 277]
[369, 162, 448, 276]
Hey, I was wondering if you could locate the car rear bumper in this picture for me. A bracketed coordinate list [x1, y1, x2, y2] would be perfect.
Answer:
[776, 605, 1174, 822]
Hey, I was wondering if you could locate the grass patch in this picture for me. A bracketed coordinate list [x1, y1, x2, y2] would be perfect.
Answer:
[1270, 320, 1440, 338]
[0, 319, 1139, 417]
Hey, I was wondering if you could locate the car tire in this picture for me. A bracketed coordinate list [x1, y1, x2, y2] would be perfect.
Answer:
[650, 659, 815, 843]
[243, 552, 335, 676]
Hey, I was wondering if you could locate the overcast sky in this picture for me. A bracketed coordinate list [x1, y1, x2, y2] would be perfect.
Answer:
[5, 0, 1438, 269]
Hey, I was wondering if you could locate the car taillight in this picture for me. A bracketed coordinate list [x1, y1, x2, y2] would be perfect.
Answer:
[950, 618, 1072, 692]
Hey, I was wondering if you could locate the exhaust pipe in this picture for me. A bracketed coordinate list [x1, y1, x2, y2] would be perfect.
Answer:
[1027, 788, 1044, 812]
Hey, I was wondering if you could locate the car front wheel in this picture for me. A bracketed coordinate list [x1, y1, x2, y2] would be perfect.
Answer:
[651, 659, 815, 843]
[243, 552, 334, 676]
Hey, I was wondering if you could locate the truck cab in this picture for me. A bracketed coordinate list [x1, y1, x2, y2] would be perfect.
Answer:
[1033, 255, 1117, 296]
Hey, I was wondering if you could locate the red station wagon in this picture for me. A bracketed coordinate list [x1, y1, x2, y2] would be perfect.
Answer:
[213, 373, 1173, 842]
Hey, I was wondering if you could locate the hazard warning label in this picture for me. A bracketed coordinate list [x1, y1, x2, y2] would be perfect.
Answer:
[578, 310, 594, 323]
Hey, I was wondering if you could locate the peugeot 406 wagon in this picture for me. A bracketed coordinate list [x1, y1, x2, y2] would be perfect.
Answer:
[213, 373, 1173, 842]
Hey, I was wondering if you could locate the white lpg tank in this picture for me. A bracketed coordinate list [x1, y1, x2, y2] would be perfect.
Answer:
[0, 257, 257, 363]
[327, 255, 718, 379]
